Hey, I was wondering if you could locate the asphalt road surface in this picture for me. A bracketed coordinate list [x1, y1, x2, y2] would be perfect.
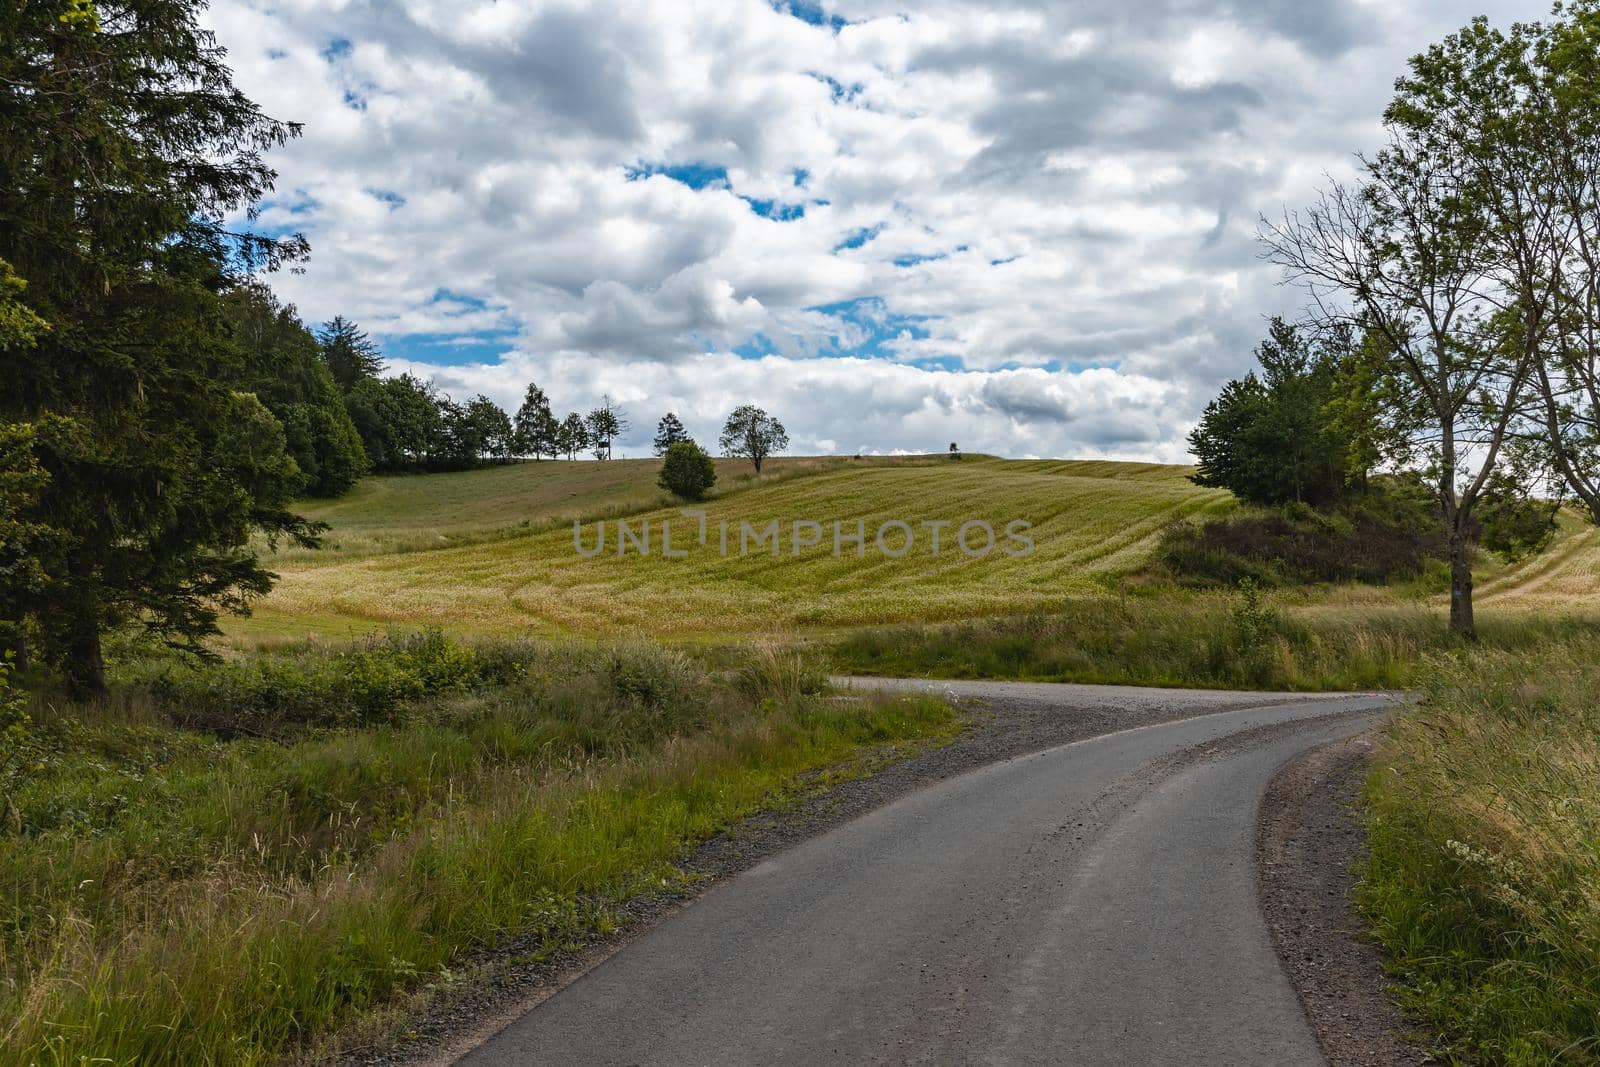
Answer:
[461, 680, 1397, 1066]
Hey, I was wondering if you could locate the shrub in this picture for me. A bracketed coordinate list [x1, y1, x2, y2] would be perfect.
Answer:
[126, 630, 539, 737]
[657, 441, 716, 501]
[1157, 477, 1445, 586]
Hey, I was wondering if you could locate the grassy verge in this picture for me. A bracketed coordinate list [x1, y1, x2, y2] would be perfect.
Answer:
[827, 592, 1600, 690]
[1359, 638, 1600, 1066]
[0, 636, 956, 1064]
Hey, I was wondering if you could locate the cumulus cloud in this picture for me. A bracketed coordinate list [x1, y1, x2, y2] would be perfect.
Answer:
[206, 0, 1536, 460]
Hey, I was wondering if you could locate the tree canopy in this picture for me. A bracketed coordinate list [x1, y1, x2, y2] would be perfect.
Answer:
[719, 405, 788, 473]
[0, 0, 319, 691]
[1188, 319, 1366, 508]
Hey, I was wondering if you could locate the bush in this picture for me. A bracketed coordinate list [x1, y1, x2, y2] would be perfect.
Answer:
[657, 441, 716, 501]
[125, 630, 539, 737]
[1157, 477, 1445, 586]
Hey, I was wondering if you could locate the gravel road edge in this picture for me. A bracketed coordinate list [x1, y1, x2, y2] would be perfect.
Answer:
[1255, 730, 1435, 1066]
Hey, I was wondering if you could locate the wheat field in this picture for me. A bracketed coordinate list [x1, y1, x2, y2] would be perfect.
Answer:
[242, 457, 1230, 638]
[238, 456, 1600, 642]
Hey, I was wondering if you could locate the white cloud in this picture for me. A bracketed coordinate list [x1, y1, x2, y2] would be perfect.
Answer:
[206, 0, 1541, 460]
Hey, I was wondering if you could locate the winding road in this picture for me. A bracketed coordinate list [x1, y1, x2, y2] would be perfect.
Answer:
[460, 680, 1398, 1066]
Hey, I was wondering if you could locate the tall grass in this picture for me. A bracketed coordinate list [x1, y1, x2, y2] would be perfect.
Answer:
[0, 637, 954, 1064]
[1359, 639, 1600, 1066]
[828, 594, 1600, 690]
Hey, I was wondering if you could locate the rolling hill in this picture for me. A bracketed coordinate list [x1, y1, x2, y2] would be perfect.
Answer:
[243, 457, 1231, 638]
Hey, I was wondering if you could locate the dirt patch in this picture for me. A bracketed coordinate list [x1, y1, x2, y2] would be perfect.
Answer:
[1257, 732, 1435, 1066]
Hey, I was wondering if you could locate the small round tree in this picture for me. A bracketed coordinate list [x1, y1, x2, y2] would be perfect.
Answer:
[657, 441, 716, 501]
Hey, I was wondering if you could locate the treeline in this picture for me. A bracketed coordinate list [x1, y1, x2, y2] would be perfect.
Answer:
[227, 284, 642, 490]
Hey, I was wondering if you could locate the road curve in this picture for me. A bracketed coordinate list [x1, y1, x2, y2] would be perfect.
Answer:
[461, 681, 1397, 1067]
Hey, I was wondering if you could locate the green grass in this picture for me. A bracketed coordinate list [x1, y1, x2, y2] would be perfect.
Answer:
[241, 457, 1232, 639]
[0, 637, 956, 1064]
[1360, 637, 1600, 1065]
[280, 454, 952, 561]
[826, 593, 1600, 690]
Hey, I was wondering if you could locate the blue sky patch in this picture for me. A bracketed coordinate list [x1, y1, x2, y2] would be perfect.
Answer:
[367, 188, 406, 209]
[834, 224, 885, 252]
[376, 332, 517, 369]
[772, 1, 849, 31]
[893, 252, 945, 268]
[804, 296, 939, 360]
[807, 72, 864, 102]
[625, 161, 729, 189]
[742, 196, 806, 221]
[322, 37, 352, 61]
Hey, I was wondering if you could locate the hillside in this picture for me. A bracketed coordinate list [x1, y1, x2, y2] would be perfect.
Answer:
[243, 458, 1230, 637]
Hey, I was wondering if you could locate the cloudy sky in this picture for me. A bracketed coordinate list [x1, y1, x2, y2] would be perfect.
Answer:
[209, 0, 1539, 460]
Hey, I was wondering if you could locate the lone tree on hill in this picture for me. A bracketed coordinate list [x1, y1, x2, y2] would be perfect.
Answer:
[719, 405, 788, 474]
[586, 395, 628, 460]
[657, 441, 717, 501]
[653, 412, 691, 456]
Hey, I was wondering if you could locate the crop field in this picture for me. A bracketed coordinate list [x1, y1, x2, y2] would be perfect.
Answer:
[240, 458, 1231, 638]
[280, 455, 878, 560]
[239, 456, 1600, 645]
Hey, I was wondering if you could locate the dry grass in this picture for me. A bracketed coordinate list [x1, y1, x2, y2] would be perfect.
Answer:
[240, 458, 1232, 640]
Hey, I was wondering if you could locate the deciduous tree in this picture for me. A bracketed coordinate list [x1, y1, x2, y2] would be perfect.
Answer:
[719, 405, 788, 474]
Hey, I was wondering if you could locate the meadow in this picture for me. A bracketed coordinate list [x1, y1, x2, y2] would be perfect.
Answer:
[241, 457, 1235, 639]
[0, 637, 955, 1063]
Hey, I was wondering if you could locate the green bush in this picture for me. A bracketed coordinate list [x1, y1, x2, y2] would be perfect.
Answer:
[124, 630, 538, 736]
[657, 440, 716, 501]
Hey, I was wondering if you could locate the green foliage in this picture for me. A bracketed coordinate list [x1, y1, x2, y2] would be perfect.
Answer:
[1189, 319, 1368, 507]
[513, 382, 560, 459]
[0, 653, 34, 833]
[657, 440, 717, 501]
[558, 411, 589, 460]
[719, 404, 789, 474]
[0, 258, 46, 351]
[0, 636, 955, 1063]
[653, 411, 691, 456]
[445, 393, 514, 466]
[0, 0, 319, 691]
[586, 395, 628, 460]
[1361, 637, 1600, 1064]
[227, 284, 369, 496]
[317, 315, 385, 391]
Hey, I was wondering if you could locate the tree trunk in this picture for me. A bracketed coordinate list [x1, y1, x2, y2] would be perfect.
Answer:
[10, 633, 28, 674]
[66, 621, 106, 699]
[1448, 527, 1476, 639]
